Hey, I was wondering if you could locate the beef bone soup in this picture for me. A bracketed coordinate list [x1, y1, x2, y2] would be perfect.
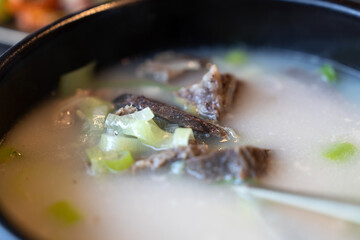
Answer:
[0, 48, 360, 240]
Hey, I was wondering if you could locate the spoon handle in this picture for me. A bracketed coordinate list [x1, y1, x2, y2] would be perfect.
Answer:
[233, 184, 360, 225]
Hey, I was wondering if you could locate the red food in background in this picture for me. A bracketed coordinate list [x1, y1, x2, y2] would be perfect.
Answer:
[1, 0, 100, 32]
[14, 6, 62, 32]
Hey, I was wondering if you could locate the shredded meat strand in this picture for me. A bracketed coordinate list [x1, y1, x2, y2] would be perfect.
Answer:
[113, 94, 228, 138]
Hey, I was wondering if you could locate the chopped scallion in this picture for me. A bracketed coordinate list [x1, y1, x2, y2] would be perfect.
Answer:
[323, 142, 357, 162]
[320, 64, 337, 83]
[98, 134, 150, 158]
[85, 147, 108, 174]
[104, 151, 134, 172]
[48, 201, 82, 225]
[77, 97, 113, 144]
[124, 119, 171, 148]
[225, 50, 248, 65]
[104, 108, 194, 150]
[59, 61, 96, 96]
[172, 128, 194, 147]
[105, 108, 154, 130]
[98, 134, 137, 151]
[86, 147, 134, 173]
[77, 97, 112, 120]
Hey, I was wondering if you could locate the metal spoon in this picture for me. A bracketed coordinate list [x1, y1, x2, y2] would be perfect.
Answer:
[233, 184, 360, 225]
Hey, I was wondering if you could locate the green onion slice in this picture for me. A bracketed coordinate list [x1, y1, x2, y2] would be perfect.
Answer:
[323, 142, 357, 162]
[225, 50, 248, 65]
[86, 147, 134, 173]
[320, 64, 337, 83]
[59, 61, 96, 96]
[48, 201, 83, 225]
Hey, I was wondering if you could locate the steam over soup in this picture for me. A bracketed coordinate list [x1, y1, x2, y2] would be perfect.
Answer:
[0, 48, 360, 240]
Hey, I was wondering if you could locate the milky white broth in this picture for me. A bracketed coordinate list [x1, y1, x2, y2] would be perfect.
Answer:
[0, 48, 360, 240]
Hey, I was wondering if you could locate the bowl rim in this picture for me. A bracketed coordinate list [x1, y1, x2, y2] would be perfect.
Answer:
[1, 0, 360, 239]
[0, 0, 139, 82]
[1, 0, 360, 82]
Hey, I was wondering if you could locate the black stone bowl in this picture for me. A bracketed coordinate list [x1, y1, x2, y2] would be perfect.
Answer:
[1, 0, 360, 238]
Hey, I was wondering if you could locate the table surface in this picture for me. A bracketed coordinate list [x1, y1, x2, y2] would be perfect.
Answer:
[0, 225, 18, 240]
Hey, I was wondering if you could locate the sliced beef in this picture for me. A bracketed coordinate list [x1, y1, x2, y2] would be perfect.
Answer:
[136, 51, 206, 83]
[132, 144, 208, 171]
[177, 65, 239, 121]
[185, 146, 269, 181]
[132, 144, 270, 181]
[113, 94, 228, 138]
[221, 73, 240, 112]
